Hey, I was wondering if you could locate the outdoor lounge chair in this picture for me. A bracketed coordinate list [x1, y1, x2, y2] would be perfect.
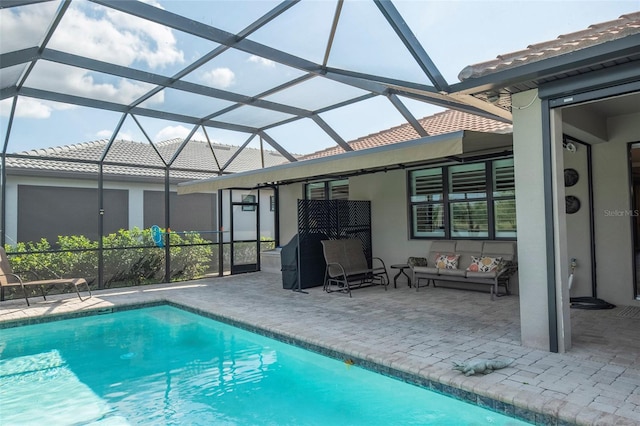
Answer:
[321, 239, 389, 297]
[0, 247, 91, 306]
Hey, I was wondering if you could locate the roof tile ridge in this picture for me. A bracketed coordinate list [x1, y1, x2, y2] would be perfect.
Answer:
[349, 120, 416, 145]
[618, 12, 640, 22]
[155, 138, 183, 146]
[20, 139, 109, 156]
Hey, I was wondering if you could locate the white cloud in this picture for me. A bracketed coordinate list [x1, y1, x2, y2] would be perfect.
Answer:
[202, 68, 236, 88]
[0, 3, 58, 52]
[1, 2, 182, 117]
[5, 3, 184, 71]
[248, 55, 276, 68]
[24, 61, 158, 106]
[0, 97, 77, 119]
[96, 130, 133, 140]
[96, 130, 113, 139]
[0, 98, 48, 119]
[155, 126, 205, 142]
[48, 3, 184, 70]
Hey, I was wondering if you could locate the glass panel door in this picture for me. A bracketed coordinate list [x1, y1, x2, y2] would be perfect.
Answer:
[230, 191, 259, 274]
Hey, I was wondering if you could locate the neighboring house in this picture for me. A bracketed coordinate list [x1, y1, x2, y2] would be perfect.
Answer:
[3, 139, 284, 245]
[180, 13, 640, 354]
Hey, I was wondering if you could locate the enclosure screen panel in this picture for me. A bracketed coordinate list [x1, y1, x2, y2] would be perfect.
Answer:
[17, 185, 128, 244]
[144, 191, 216, 233]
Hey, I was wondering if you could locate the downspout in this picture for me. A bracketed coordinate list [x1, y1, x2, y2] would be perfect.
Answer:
[541, 99, 559, 353]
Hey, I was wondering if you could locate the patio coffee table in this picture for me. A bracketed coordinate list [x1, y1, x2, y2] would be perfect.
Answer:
[390, 264, 412, 288]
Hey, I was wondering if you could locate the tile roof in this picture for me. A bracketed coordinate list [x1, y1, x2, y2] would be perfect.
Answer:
[298, 109, 512, 160]
[6, 139, 288, 181]
[458, 12, 640, 81]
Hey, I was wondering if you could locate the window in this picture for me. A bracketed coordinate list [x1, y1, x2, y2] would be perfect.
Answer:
[449, 163, 488, 238]
[410, 168, 444, 237]
[409, 158, 515, 239]
[493, 159, 516, 238]
[329, 180, 349, 200]
[242, 194, 256, 211]
[305, 179, 348, 200]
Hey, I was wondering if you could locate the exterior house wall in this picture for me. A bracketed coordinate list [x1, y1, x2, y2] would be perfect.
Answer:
[350, 171, 428, 265]
[276, 167, 521, 295]
[5, 176, 273, 245]
[510, 88, 640, 352]
[5, 176, 155, 244]
[277, 183, 304, 246]
[591, 112, 640, 307]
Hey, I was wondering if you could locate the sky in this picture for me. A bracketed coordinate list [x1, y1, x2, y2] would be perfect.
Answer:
[1, 0, 639, 156]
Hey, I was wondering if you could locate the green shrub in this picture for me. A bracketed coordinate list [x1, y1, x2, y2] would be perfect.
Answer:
[3, 228, 215, 295]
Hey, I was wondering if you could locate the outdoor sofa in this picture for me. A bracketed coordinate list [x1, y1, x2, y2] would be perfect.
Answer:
[410, 240, 517, 300]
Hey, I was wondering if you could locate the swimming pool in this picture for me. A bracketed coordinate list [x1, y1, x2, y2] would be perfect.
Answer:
[0, 305, 530, 425]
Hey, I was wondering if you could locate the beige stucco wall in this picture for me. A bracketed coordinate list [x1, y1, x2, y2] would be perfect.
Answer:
[275, 171, 422, 263]
[349, 171, 430, 265]
[275, 168, 521, 295]
[591, 112, 640, 307]
[277, 182, 304, 246]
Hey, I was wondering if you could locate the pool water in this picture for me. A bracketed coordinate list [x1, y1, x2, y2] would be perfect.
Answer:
[0, 306, 530, 425]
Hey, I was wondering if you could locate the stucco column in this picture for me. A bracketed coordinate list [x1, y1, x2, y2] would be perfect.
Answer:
[513, 89, 571, 352]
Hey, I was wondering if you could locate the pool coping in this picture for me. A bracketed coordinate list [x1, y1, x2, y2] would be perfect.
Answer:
[1, 299, 569, 425]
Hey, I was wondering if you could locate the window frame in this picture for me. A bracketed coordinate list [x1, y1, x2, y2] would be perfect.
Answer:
[304, 179, 349, 200]
[408, 157, 515, 240]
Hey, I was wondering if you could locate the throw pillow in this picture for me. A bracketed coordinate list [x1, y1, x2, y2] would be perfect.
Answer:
[408, 257, 428, 267]
[434, 253, 459, 269]
[467, 256, 503, 272]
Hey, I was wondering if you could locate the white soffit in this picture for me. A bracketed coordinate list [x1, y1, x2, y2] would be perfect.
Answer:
[177, 131, 512, 194]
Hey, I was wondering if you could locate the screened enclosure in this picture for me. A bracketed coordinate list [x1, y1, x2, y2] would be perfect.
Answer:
[4, 1, 628, 302]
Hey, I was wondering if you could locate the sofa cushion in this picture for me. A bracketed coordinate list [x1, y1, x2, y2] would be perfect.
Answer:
[467, 256, 503, 272]
[437, 268, 466, 277]
[434, 254, 460, 269]
[455, 240, 483, 253]
[429, 241, 457, 255]
[482, 241, 516, 262]
[413, 266, 438, 275]
[465, 270, 498, 279]
[452, 240, 482, 270]
[408, 256, 428, 267]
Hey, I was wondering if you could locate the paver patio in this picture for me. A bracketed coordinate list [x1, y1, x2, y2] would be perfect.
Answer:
[1, 272, 639, 425]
